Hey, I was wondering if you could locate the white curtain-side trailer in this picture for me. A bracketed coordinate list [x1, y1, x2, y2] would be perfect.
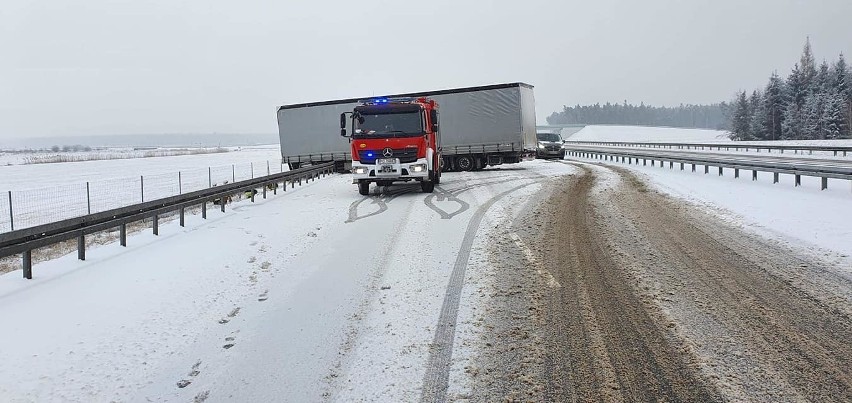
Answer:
[277, 82, 537, 172]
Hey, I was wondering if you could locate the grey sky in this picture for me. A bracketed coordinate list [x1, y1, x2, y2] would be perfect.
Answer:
[2, 0, 851, 139]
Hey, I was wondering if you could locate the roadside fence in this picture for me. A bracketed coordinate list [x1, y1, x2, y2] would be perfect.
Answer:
[0, 160, 286, 233]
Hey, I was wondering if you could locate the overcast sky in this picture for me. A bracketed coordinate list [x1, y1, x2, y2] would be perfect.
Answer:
[2, 0, 851, 139]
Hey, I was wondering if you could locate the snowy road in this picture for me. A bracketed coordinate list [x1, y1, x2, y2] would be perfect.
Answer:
[0, 161, 573, 402]
[1, 147, 850, 402]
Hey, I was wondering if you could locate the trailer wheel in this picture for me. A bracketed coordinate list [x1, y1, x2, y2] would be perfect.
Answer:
[358, 181, 370, 195]
[456, 156, 474, 171]
[421, 180, 435, 193]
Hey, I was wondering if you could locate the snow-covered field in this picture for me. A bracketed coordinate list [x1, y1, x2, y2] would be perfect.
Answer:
[565, 125, 731, 142]
[0, 125, 849, 401]
[0, 145, 282, 232]
[565, 125, 852, 150]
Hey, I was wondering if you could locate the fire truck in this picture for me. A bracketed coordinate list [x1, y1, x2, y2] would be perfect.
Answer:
[340, 97, 441, 195]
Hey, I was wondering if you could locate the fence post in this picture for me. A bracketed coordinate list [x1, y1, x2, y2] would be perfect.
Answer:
[8, 190, 13, 231]
[209, 167, 212, 188]
[179, 171, 182, 194]
[140, 176, 144, 202]
[232, 165, 235, 183]
[86, 182, 91, 214]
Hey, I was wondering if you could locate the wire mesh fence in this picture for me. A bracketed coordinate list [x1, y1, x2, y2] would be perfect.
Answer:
[0, 159, 287, 233]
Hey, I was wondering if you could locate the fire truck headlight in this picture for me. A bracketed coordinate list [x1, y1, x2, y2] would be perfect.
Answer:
[409, 164, 427, 173]
[353, 166, 369, 175]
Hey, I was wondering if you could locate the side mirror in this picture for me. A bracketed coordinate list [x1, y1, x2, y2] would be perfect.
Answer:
[340, 112, 351, 137]
[430, 110, 439, 133]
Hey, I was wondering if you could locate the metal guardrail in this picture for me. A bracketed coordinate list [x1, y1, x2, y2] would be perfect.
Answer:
[564, 141, 852, 157]
[564, 145, 852, 190]
[0, 162, 335, 279]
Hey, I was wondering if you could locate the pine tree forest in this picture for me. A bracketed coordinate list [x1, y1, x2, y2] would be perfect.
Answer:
[545, 102, 728, 130]
[729, 39, 852, 141]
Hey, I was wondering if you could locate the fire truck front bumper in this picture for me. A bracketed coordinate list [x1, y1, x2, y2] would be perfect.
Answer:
[351, 158, 430, 183]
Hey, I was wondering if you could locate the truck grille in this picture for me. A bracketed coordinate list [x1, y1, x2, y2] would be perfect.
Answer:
[358, 148, 418, 164]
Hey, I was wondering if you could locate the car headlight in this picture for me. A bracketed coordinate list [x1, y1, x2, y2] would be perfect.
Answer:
[409, 164, 427, 173]
[538, 142, 546, 149]
[353, 166, 369, 174]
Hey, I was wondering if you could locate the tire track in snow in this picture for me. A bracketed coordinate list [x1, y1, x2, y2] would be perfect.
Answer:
[419, 180, 540, 403]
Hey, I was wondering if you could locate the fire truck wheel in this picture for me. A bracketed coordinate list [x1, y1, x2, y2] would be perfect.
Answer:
[456, 155, 474, 171]
[421, 180, 435, 193]
[358, 181, 370, 195]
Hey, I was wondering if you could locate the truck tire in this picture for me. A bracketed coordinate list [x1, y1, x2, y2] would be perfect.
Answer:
[456, 155, 474, 171]
[421, 180, 435, 193]
[358, 181, 370, 195]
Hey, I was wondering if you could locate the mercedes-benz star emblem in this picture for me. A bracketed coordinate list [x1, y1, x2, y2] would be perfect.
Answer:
[382, 148, 394, 157]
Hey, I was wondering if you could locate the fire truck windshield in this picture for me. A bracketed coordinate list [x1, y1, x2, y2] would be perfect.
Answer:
[354, 111, 424, 138]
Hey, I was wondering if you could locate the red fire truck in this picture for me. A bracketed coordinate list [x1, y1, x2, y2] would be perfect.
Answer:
[340, 97, 442, 195]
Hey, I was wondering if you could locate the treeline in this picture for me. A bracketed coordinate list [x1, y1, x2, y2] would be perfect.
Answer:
[730, 39, 852, 141]
[50, 145, 93, 152]
[546, 102, 728, 129]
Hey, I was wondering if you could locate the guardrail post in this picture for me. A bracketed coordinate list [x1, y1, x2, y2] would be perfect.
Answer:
[299, 176, 302, 186]
[267, 161, 270, 176]
[208, 168, 212, 188]
[773, 173, 779, 183]
[821, 177, 828, 190]
[669, 161, 673, 169]
[221, 197, 225, 212]
[643, 159, 646, 166]
[752, 170, 757, 181]
[120, 224, 127, 246]
[719, 167, 723, 176]
[179, 171, 182, 194]
[795, 174, 801, 187]
[691, 164, 696, 172]
[680, 162, 684, 171]
[202, 201, 207, 219]
[140, 176, 144, 202]
[86, 182, 91, 214]
[180, 208, 185, 227]
[22, 250, 32, 279]
[7, 190, 12, 231]
[704, 165, 709, 174]
[735, 168, 739, 178]
[251, 162, 254, 179]
[232, 165, 236, 183]
[77, 234, 85, 261]
[251, 189, 256, 203]
[263, 184, 267, 199]
[153, 214, 159, 235]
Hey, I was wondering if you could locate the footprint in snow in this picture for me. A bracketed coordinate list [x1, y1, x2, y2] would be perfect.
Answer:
[258, 290, 269, 302]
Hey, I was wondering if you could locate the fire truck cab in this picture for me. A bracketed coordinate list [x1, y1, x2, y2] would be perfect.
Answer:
[341, 97, 442, 195]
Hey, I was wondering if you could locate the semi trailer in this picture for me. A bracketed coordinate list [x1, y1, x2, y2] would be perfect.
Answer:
[277, 83, 537, 173]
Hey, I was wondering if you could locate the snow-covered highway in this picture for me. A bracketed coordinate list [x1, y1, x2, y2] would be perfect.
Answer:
[1, 126, 850, 402]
